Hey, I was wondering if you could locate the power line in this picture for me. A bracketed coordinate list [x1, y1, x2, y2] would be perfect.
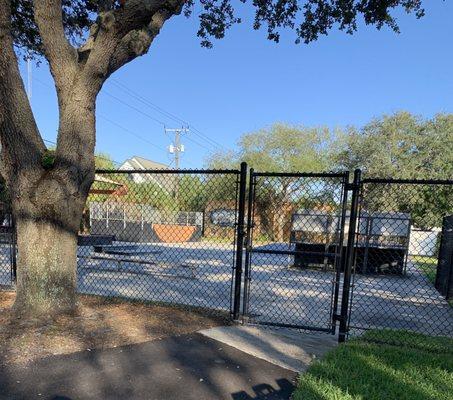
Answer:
[111, 80, 188, 126]
[34, 76, 199, 168]
[42, 138, 121, 166]
[102, 91, 168, 127]
[102, 90, 214, 153]
[98, 114, 167, 154]
[112, 79, 226, 150]
[190, 126, 226, 151]
[98, 117, 198, 168]
[110, 78, 227, 151]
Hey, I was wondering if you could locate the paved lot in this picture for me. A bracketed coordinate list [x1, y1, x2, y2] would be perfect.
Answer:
[1, 242, 452, 338]
[0, 333, 297, 400]
[77, 242, 236, 311]
[348, 263, 453, 337]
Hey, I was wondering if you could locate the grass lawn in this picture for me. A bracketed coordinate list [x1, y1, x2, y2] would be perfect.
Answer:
[412, 255, 438, 284]
[293, 330, 453, 400]
[412, 256, 453, 307]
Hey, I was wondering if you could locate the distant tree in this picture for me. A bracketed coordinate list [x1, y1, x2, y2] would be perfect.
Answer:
[333, 112, 453, 179]
[208, 123, 336, 171]
[0, 0, 428, 315]
[240, 123, 336, 172]
[208, 123, 339, 240]
[95, 153, 116, 170]
[177, 175, 206, 212]
[334, 112, 453, 227]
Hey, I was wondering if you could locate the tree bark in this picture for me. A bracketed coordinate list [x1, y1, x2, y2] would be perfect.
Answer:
[11, 152, 94, 317]
[12, 169, 93, 317]
[11, 94, 96, 316]
[14, 216, 78, 315]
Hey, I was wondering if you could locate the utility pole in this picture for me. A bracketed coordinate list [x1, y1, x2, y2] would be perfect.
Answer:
[166, 126, 188, 169]
[165, 127, 188, 201]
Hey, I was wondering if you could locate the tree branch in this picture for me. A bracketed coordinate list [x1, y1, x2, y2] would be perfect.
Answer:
[33, 0, 78, 89]
[116, 0, 180, 35]
[80, 0, 184, 87]
[0, 0, 45, 184]
[107, 8, 173, 76]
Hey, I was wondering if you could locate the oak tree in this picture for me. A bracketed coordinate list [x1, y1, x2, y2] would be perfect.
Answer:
[0, 0, 426, 315]
[334, 112, 453, 228]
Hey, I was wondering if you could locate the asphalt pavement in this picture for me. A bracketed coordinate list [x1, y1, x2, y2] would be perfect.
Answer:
[0, 332, 297, 400]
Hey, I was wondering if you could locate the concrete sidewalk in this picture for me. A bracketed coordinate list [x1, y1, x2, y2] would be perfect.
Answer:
[0, 333, 297, 400]
[200, 325, 337, 373]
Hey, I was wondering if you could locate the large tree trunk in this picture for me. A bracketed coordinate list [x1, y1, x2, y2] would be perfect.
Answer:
[12, 176, 93, 316]
[14, 216, 78, 315]
[11, 99, 95, 316]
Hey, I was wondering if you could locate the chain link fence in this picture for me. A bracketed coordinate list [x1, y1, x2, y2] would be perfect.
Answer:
[1, 169, 452, 349]
[347, 179, 453, 348]
[77, 169, 241, 314]
[0, 199, 15, 287]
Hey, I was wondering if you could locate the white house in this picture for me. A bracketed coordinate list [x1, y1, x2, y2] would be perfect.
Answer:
[119, 156, 172, 189]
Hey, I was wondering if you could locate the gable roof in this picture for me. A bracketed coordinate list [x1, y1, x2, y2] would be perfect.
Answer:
[120, 156, 168, 171]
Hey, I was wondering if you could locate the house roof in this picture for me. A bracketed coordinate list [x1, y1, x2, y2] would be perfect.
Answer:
[94, 174, 123, 186]
[121, 156, 168, 171]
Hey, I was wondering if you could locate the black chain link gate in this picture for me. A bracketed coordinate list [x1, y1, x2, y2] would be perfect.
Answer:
[241, 170, 350, 333]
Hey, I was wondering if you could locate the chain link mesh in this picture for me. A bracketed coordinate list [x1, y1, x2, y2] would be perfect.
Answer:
[76, 170, 240, 313]
[1, 171, 452, 348]
[348, 181, 453, 347]
[244, 173, 348, 331]
[0, 199, 14, 287]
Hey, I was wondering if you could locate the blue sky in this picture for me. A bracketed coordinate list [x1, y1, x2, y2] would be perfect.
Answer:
[23, 1, 453, 168]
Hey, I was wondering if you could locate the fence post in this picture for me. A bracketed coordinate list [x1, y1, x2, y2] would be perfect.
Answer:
[331, 171, 350, 334]
[338, 169, 361, 343]
[233, 161, 248, 321]
[242, 168, 255, 318]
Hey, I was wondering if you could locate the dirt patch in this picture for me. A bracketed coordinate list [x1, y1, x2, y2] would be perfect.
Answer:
[0, 290, 230, 366]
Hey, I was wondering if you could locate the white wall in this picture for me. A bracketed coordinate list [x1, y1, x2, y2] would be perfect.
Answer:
[409, 228, 441, 257]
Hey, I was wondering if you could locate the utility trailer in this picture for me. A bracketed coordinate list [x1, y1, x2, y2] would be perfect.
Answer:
[290, 210, 411, 274]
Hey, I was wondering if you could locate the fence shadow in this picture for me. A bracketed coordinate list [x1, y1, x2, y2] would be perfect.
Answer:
[231, 378, 294, 400]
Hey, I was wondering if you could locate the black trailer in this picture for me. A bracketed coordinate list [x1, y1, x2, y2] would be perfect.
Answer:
[291, 210, 411, 274]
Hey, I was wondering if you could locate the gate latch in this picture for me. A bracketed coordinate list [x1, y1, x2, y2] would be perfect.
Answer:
[346, 182, 360, 191]
[332, 314, 345, 322]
